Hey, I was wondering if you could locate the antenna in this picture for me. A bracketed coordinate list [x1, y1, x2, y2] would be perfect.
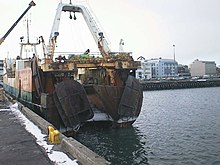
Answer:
[173, 44, 176, 62]
[24, 15, 31, 44]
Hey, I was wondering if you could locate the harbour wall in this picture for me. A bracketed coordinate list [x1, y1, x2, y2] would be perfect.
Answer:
[141, 79, 220, 91]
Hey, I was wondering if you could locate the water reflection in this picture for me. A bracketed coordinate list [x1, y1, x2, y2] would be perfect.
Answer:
[75, 126, 149, 165]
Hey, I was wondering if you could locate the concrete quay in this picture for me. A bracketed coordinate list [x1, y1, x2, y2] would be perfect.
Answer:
[0, 92, 110, 165]
[0, 101, 53, 165]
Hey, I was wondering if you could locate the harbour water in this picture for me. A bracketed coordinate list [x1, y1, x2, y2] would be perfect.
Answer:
[75, 87, 220, 165]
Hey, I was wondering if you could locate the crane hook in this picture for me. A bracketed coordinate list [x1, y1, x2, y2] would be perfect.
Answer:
[69, 12, 72, 19]
[73, 12, 77, 20]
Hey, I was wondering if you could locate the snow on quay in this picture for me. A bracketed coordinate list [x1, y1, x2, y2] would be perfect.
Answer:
[0, 103, 78, 165]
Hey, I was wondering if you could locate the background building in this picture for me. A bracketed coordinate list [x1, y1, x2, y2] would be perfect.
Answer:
[178, 64, 191, 77]
[189, 59, 216, 77]
[149, 58, 178, 78]
[136, 60, 152, 80]
[216, 66, 220, 76]
[136, 58, 178, 80]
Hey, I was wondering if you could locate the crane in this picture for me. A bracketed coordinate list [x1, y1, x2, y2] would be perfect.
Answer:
[47, 2, 111, 60]
[0, 1, 36, 45]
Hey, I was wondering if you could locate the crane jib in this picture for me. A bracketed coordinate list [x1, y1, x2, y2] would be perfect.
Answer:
[0, 1, 36, 45]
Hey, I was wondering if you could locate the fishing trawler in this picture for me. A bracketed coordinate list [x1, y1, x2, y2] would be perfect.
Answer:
[2, 1, 143, 133]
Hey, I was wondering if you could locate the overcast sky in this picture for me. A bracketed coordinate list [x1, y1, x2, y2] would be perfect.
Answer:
[0, 0, 220, 65]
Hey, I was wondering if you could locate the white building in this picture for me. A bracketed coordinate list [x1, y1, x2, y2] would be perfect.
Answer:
[189, 59, 216, 77]
[136, 61, 152, 80]
[136, 58, 178, 80]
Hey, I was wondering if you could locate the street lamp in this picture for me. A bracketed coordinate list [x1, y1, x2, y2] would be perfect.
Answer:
[173, 44, 176, 62]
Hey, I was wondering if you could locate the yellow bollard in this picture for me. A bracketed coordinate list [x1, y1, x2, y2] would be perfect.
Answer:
[48, 126, 54, 142]
[48, 126, 60, 144]
[53, 130, 60, 144]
